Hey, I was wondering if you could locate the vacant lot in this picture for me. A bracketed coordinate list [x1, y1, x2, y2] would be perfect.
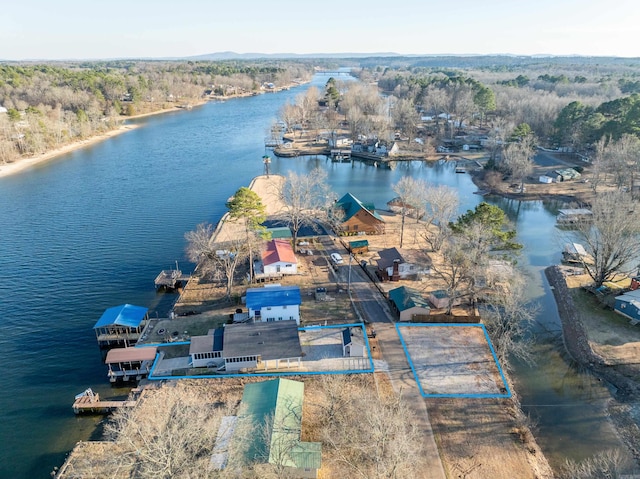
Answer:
[398, 325, 507, 396]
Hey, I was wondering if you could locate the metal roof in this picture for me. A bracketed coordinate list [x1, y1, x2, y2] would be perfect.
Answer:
[222, 320, 302, 360]
[239, 378, 321, 470]
[262, 239, 297, 266]
[336, 192, 385, 223]
[389, 286, 431, 311]
[93, 304, 148, 329]
[105, 346, 157, 364]
[246, 285, 301, 310]
[265, 226, 292, 239]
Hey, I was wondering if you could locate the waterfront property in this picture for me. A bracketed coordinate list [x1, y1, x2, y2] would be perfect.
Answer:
[236, 378, 322, 478]
[261, 239, 298, 275]
[375, 247, 431, 281]
[556, 208, 593, 225]
[335, 192, 385, 235]
[246, 285, 302, 324]
[93, 304, 149, 349]
[221, 320, 303, 373]
[104, 346, 157, 382]
[614, 289, 640, 324]
[189, 328, 224, 368]
[388, 286, 431, 322]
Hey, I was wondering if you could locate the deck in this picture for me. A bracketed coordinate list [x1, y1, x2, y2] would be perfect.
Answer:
[154, 269, 190, 289]
[72, 392, 136, 414]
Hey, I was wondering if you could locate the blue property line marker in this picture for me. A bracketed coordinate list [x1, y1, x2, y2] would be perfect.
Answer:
[147, 322, 375, 380]
[395, 323, 512, 399]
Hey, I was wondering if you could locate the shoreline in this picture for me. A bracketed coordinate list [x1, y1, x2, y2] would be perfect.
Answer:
[545, 265, 640, 465]
[0, 79, 311, 181]
[0, 124, 141, 179]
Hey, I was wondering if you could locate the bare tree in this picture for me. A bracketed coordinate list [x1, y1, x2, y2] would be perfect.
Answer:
[480, 271, 539, 370]
[104, 383, 224, 479]
[557, 449, 635, 479]
[420, 185, 459, 252]
[572, 191, 640, 287]
[392, 176, 425, 248]
[319, 375, 424, 479]
[502, 137, 535, 193]
[184, 223, 247, 300]
[277, 168, 332, 250]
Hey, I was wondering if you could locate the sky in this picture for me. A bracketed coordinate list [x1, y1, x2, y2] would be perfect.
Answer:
[2, 0, 639, 60]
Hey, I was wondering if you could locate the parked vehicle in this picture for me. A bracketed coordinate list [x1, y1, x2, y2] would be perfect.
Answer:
[330, 253, 344, 264]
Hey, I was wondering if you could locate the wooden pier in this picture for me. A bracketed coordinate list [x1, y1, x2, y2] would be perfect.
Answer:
[72, 389, 136, 414]
[154, 268, 190, 289]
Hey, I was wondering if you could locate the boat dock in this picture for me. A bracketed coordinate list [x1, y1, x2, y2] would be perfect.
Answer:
[154, 268, 190, 289]
[72, 388, 136, 414]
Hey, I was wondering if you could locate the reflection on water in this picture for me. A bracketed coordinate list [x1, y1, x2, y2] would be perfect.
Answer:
[0, 74, 627, 477]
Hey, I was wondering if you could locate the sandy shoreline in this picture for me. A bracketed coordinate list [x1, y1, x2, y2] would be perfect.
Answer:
[0, 124, 141, 179]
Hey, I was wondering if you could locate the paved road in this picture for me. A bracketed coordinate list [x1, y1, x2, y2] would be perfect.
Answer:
[320, 237, 447, 479]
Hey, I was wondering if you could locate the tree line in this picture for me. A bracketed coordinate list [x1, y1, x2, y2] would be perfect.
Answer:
[0, 61, 314, 164]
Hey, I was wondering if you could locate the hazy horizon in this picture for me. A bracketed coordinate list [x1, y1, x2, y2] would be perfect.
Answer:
[3, 0, 639, 61]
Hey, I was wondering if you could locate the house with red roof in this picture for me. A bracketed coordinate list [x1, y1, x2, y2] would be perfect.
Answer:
[261, 239, 298, 275]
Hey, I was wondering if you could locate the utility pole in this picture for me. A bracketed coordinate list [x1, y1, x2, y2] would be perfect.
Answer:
[347, 252, 353, 295]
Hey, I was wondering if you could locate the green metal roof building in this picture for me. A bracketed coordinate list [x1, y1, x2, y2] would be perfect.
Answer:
[238, 378, 321, 477]
[388, 286, 431, 321]
[265, 226, 293, 239]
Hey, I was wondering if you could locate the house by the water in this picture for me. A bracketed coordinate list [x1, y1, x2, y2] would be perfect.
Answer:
[335, 192, 385, 235]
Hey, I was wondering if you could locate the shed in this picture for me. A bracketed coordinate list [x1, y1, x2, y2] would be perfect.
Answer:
[341, 328, 366, 357]
[348, 239, 369, 254]
[539, 175, 554, 184]
[427, 290, 461, 310]
[388, 286, 431, 321]
[265, 227, 293, 239]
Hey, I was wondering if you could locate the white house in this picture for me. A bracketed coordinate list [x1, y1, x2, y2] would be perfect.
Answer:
[375, 247, 431, 281]
[262, 239, 297, 275]
[246, 285, 301, 324]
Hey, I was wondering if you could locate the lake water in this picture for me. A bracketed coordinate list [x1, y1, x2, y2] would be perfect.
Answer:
[0, 73, 624, 478]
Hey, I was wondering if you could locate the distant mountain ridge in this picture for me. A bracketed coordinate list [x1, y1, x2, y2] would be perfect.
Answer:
[187, 51, 407, 60]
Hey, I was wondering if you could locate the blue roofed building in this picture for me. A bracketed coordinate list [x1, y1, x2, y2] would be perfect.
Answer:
[246, 285, 302, 324]
[93, 304, 149, 348]
[335, 192, 385, 235]
[614, 289, 640, 324]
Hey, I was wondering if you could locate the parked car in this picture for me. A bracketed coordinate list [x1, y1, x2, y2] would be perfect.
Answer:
[330, 253, 344, 264]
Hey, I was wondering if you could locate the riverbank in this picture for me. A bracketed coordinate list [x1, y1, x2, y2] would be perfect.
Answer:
[545, 265, 640, 467]
[0, 124, 141, 179]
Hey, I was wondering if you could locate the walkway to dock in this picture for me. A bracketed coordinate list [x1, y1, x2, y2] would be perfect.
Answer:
[72, 392, 136, 414]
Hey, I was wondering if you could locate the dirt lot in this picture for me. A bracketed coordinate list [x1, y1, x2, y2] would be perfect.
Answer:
[399, 325, 507, 396]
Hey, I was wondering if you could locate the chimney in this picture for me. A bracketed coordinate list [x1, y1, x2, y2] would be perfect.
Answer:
[392, 259, 400, 281]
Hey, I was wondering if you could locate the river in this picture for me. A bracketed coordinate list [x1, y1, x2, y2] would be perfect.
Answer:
[0, 72, 625, 478]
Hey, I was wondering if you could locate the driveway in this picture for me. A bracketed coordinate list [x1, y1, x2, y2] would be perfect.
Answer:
[319, 235, 447, 479]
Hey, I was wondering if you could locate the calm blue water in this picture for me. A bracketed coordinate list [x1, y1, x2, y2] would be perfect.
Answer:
[0, 74, 623, 478]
